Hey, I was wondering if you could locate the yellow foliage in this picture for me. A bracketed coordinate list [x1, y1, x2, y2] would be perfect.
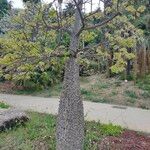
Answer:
[137, 6, 146, 13]
[80, 31, 97, 42]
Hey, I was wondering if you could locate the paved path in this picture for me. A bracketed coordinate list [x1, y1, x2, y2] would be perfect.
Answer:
[0, 94, 150, 133]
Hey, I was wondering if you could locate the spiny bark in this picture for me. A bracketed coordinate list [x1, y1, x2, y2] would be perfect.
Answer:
[56, 0, 84, 149]
[56, 57, 84, 150]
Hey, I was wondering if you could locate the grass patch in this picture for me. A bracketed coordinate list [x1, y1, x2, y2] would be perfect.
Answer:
[48, 84, 62, 97]
[81, 88, 98, 102]
[80, 77, 89, 83]
[92, 82, 110, 89]
[81, 88, 97, 99]
[81, 88, 111, 103]
[127, 98, 136, 104]
[114, 80, 122, 87]
[84, 122, 123, 149]
[137, 75, 150, 92]
[81, 88, 93, 96]
[100, 123, 123, 136]
[125, 90, 138, 99]
[14, 83, 62, 97]
[0, 101, 10, 109]
[14, 88, 40, 96]
[109, 90, 118, 97]
[0, 112, 56, 149]
[141, 91, 150, 99]
[0, 112, 123, 150]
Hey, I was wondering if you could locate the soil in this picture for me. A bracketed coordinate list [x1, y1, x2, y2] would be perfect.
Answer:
[0, 81, 23, 93]
[81, 74, 150, 109]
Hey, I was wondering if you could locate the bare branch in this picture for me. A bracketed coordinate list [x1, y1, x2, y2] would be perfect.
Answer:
[83, 12, 120, 30]
[41, 0, 71, 34]
[73, 0, 85, 28]
[84, 8, 101, 20]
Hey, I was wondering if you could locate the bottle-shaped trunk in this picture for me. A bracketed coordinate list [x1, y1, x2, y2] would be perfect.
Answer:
[56, 57, 84, 150]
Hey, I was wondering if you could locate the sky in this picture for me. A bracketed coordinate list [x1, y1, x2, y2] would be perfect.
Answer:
[8, 0, 104, 12]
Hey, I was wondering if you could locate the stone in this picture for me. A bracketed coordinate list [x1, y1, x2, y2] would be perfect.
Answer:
[0, 108, 29, 131]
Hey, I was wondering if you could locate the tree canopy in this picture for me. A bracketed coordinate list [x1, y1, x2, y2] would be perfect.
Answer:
[0, 0, 147, 85]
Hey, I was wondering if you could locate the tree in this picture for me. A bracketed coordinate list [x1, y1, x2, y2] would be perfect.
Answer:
[134, 0, 150, 76]
[56, 0, 143, 149]
[0, 0, 10, 34]
[0, 4, 66, 87]
[63, 2, 75, 17]
[0, 0, 9, 19]
[104, 0, 112, 9]
[0, 0, 146, 149]
[99, 0, 146, 78]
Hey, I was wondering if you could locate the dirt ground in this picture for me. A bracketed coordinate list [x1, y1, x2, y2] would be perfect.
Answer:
[80, 74, 150, 109]
[0, 74, 150, 109]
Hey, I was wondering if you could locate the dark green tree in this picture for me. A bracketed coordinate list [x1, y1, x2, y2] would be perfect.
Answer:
[63, 3, 75, 17]
[0, 0, 9, 19]
[0, 0, 10, 34]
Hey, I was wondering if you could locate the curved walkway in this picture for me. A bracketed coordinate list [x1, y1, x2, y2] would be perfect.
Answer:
[0, 94, 150, 133]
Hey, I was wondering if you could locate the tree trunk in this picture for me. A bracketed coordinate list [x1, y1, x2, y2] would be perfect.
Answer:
[147, 50, 150, 73]
[137, 45, 147, 77]
[106, 51, 113, 78]
[56, 1, 84, 149]
[126, 60, 131, 76]
[141, 44, 147, 76]
[126, 48, 132, 77]
[104, 0, 112, 12]
[56, 57, 84, 150]
[104, 0, 112, 77]
[133, 53, 138, 84]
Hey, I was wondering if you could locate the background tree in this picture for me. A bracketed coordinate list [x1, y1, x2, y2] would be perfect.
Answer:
[0, 4, 66, 88]
[0, 0, 9, 19]
[0, 0, 10, 34]
[134, 0, 150, 76]
[104, 0, 112, 9]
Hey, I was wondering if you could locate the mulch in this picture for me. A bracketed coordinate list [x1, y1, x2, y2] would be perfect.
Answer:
[99, 130, 150, 150]
[0, 81, 23, 93]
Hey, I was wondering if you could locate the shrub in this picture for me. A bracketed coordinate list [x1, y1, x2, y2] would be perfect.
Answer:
[0, 101, 10, 109]
[100, 123, 123, 136]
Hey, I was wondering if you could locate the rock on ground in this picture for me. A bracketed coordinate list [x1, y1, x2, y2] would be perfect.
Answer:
[0, 108, 29, 131]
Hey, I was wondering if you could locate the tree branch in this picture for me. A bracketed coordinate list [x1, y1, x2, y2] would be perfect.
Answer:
[73, 0, 85, 28]
[84, 8, 101, 20]
[83, 12, 120, 30]
[41, 0, 71, 34]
